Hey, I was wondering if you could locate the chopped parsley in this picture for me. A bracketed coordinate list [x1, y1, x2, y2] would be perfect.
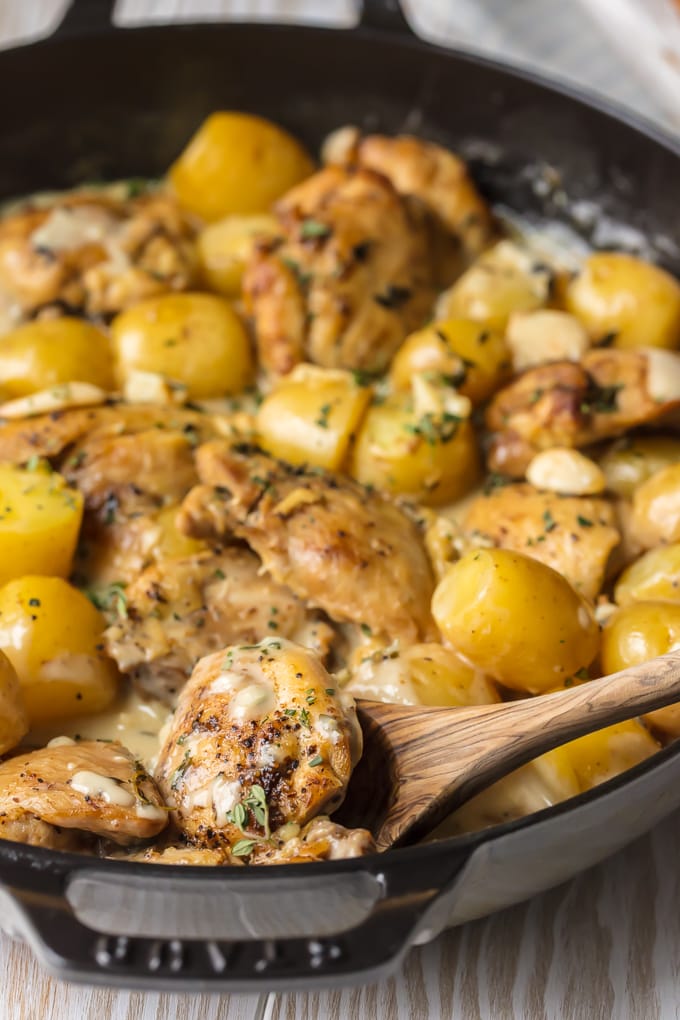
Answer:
[404, 411, 461, 446]
[543, 509, 557, 533]
[299, 708, 311, 728]
[577, 515, 594, 528]
[580, 381, 623, 415]
[300, 218, 332, 240]
[315, 403, 332, 429]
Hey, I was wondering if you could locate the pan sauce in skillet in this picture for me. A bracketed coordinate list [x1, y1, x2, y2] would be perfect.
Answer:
[0, 112, 679, 864]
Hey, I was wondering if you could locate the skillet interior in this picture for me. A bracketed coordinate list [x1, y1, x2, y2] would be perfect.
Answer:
[0, 6, 679, 989]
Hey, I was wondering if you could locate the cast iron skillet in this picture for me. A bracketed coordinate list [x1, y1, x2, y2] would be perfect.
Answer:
[0, 0, 680, 992]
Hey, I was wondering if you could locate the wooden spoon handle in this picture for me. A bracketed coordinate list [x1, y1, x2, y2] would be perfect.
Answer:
[363, 649, 680, 850]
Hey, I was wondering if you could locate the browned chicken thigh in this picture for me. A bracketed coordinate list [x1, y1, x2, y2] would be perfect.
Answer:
[242, 165, 435, 376]
[0, 740, 167, 850]
[179, 441, 438, 643]
[323, 128, 495, 268]
[463, 483, 620, 600]
[155, 639, 364, 857]
[487, 348, 680, 476]
[103, 547, 333, 703]
[0, 192, 196, 320]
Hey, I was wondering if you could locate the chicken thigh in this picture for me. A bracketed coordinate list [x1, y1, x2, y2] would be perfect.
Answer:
[179, 441, 438, 643]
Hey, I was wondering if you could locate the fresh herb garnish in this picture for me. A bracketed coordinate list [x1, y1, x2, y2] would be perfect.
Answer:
[300, 218, 331, 240]
[404, 411, 461, 446]
[231, 838, 257, 858]
[309, 755, 323, 767]
[577, 515, 593, 528]
[315, 403, 332, 429]
[543, 509, 557, 533]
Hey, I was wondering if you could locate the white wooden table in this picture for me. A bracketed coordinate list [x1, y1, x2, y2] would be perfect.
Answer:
[1, 2, 679, 1017]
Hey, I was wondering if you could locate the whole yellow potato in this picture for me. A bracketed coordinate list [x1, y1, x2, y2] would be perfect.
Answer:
[0, 317, 114, 398]
[405, 644, 499, 707]
[169, 112, 314, 221]
[0, 576, 118, 724]
[350, 396, 481, 506]
[615, 543, 680, 606]
[344, 641, 499, 708]
[601, 600, 680, 675]
[435, 241, 550, 330]
[599, 436, 680, 498]
[561, 720, 660, 789]
[566, 253, 680, 349]
[197, 214, 279, 297]
[0, 649, 27, 754]
[256, 364, 372, 471]
[390, 319, 511, 404]
[0, 465, 83, 585]
[432, 548, 599, 692]
[629, 463, 680, 549]
[111, 292, 254, 398]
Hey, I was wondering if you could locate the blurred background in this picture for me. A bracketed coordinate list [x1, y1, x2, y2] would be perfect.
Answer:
[1, 0, 679, 134]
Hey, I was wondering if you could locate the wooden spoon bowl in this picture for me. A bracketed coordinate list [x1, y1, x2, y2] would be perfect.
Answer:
[336, 650, 680, 851]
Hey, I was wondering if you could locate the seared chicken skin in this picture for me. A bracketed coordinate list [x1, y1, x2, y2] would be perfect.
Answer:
[0, 192, 196, 320]
[103, 548, 332, 704]
[0, 403, 217, 467]
[155, 639, 362, 855]
[179, 441, 438, 643]
[487, 348, 680, 476]
[323, 129, 494, 269]
[463, 483, 620, 600]
[242, 165, 434, 376]
[0, 740, 167, 850]
[112, 844, 238, 866]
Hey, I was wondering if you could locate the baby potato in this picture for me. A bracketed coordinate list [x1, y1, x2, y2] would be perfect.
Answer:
[599, 436, 680, 498]
[615, 544, 680, 606]
[435, 241, 551, 330]
[0, 465, 83, 585]
[601, 600, 680, 675]
[256, 364, 372, 471]
[344, 641, 499, 708]
[629, 463, 680, 549]
[197, 213, 279, 297]
[0, 576, 118, 724]
[0, 317, 114, 398]
[432, 548, 599, 692]
[390, 319, 511, 405]
[350, 394, 481, 506]
[405, 644, 499, 707]
[111, 292, 254, 398]
[169, 111, 315, 221]
[561, 720, 660, 789]
[0, 649, 27, 755]
[565, 252, 680, 350]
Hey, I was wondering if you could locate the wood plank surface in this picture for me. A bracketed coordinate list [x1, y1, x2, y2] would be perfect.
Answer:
[1, 2, 679, 1018]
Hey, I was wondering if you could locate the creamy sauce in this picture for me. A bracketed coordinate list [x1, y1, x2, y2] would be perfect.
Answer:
[29, 684, 170, 768]
[70, 770, 135, 807]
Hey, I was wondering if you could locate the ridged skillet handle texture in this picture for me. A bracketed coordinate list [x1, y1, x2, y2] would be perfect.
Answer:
[0, 848, 467, 989]
[4, 0, 465, 991]
[53, 0, 416, 37]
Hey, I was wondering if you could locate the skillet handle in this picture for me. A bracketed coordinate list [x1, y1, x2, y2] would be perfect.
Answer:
[1, 850, 463, 989]
[53, 0, 117, 37]
[359, 0, 414, 35]
[53, 1, 416, 39]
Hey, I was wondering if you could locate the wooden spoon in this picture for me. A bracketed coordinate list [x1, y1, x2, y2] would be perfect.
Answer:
[336, 650, 680, 851]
